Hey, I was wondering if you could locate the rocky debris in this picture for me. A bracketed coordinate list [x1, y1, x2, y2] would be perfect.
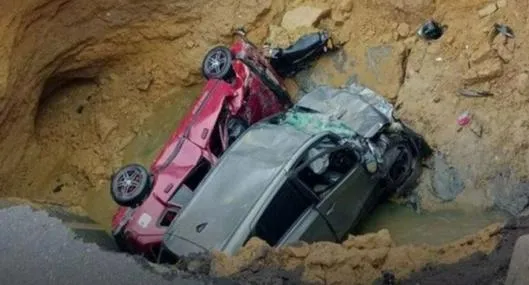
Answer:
[478, 3, 498, 18]
[470, 42, 497, 65]
[136, 73, 153, 92]
[492, 34, 515, 63]
[497, 0, 507, 8]
[266, 25, 319, 48]
[505, 235, 529, 285]
[464, 58, 504, 85]
[430, 152, 465, 202]
[339, 0, 354, 13]
[212, 226, 500, 285]
[397, 23, 410, 38]
[281, 6, 330, 31]
[96, 115, 118, 142]
[332, 0, 355, 23]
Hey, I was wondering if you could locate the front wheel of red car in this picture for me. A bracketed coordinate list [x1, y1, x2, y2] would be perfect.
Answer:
[110, 164, 152, 207]
[202, 46, 235, 81]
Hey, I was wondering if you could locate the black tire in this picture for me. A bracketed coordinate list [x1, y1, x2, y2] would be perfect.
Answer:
[201, 46, 235, 80]
[227, 117, 249, 145]
[110, 164, 152, 207]
[381, 135, 420, 196]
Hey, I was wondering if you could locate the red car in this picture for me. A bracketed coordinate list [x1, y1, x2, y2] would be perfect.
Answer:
[110, 29, 334, 260]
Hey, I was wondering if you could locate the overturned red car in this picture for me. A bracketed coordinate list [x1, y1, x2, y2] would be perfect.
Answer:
[109, 29, 334, 260]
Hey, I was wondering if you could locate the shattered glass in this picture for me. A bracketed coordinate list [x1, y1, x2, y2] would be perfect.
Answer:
[282, 110, 357, 138]
[295, 83, 395, 138]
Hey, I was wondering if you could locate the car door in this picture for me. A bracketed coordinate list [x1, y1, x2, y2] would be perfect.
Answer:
[275, 179, 338, 247]
[291, 135, 378, 240]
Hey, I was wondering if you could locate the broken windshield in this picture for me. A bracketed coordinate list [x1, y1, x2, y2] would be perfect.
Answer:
[269, 108, 357, 139]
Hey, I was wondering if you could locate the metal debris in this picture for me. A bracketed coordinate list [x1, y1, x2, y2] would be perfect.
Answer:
[417, 19, 445, 40]
[457, 88, 494, 98]
[494, 23, 515, 38]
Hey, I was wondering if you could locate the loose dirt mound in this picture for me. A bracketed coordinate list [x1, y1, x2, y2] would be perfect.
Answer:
[212, 224, 501, 285]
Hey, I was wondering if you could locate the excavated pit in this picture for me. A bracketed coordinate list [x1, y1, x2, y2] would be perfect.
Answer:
[2, 0, 529, 284]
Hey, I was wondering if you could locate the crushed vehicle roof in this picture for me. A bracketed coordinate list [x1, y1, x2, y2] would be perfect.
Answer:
[296, 84, 394, 138]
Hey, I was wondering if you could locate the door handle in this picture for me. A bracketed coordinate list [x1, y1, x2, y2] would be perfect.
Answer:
[326, 203, 336, 216]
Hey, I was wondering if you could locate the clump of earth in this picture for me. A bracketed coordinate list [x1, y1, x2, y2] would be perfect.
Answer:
[1, 0, 529, 284]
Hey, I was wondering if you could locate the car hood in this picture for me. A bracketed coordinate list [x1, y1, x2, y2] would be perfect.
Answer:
[295, 83, 395, 138]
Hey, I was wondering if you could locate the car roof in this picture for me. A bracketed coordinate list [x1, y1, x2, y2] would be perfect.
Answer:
[163, 122, 312, 254]
[295, 84, 393, 138]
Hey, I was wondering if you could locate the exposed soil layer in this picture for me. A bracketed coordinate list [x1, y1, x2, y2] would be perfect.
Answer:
[211, 224, 502, 285]
[5, 0, 529, 217]
[1, 0, 529, 284]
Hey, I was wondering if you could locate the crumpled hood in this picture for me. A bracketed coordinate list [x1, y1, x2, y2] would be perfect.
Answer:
[295, 83, 395, 138]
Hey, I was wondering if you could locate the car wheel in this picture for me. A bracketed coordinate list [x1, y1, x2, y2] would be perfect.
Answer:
[382, 137, 418, 196]
[110, 164, 152, 207]
[201, 46, 235, 80]
[227, 117, 249, 145]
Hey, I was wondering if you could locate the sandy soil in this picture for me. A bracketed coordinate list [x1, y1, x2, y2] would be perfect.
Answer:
[211, 223, 501, 284]
[0, 0, 528, 284]
[2, 0, 526, 216]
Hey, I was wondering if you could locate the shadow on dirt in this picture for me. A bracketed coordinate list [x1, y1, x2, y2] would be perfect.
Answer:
[400, 215, 529, 285]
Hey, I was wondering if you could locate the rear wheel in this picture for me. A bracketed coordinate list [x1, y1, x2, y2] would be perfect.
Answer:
[110, 164, 152, 207]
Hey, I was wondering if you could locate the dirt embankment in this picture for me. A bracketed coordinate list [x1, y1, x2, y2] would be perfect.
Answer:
[1, 0, 529, 284]
[203, 223, 500, 284]
[3, 0, 527, 219]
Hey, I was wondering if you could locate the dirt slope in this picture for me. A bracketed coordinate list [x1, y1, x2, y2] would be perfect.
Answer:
[0, 0, 529, 284]
[0, 0, 276, 206]
[212, 224, 501, 284]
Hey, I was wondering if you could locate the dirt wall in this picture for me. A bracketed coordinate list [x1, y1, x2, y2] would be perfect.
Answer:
[211, 224, 501, 285]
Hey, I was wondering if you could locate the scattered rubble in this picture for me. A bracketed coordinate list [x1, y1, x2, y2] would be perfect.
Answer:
[397, 23, 410, 38]
[492, 34, 515, 63]
[478, 3, 498, 18]
[497, 0, 508, 8]
[212, 225, 501, 285]
[464, 58, 504, 85]
[281, 6, 331, 31]
[470, 42, 497, 65]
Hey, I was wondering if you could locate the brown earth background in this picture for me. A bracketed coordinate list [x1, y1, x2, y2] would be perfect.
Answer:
[1, 0, 528, 284]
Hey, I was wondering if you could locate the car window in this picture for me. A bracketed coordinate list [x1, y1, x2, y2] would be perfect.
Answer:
[294, 137, 358, 196]
[251, 180, 313, 246]
[168, 158, 211, 208]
